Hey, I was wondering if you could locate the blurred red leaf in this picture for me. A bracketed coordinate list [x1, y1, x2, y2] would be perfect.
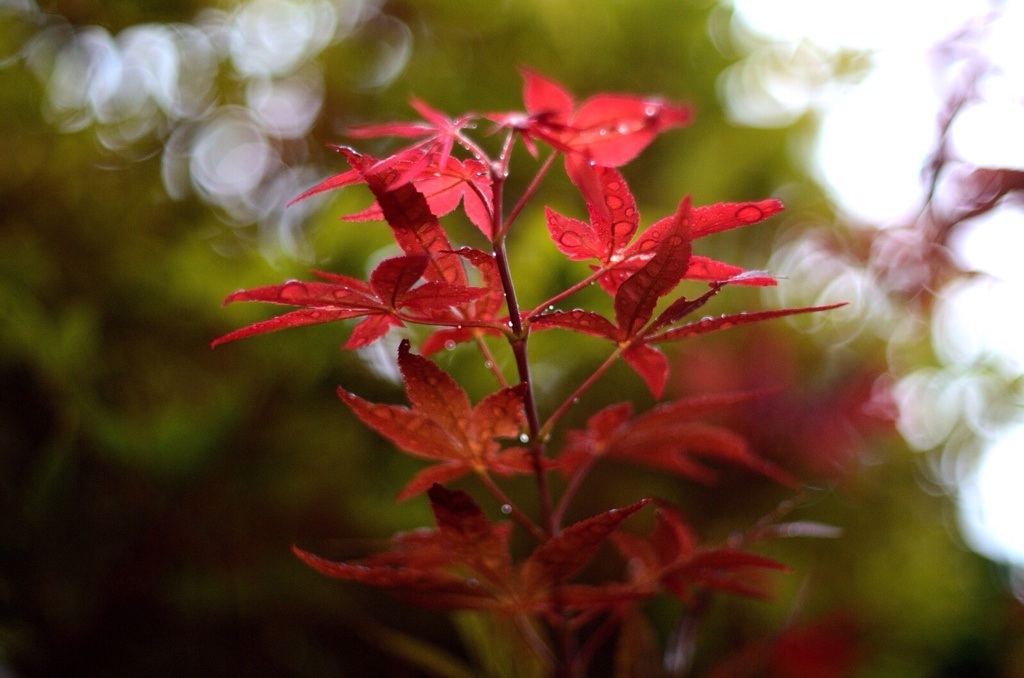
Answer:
[560, 393, 797, 487]
[520, 499, 650, 592]
[612, 505, 788, 603]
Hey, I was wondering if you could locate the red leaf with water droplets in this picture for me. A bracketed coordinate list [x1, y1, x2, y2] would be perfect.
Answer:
[686, 256, 776, 287]
[529, 309, 618, 340]
[212, 256, 484, 350]
[342, 155, 494, 238]
[515, 69, 692, 168]
[613, 197, 691, 339]
[691, 199, 784, 238]
[338, 340, 529, 500]
[590, 195, 785, 295]
[345, 98, 476, 186]
[647, 303, 846, 344]
[421, 247, 509, 355]
[211, 307, 367, 347]
[329, 147, 467, 286]
[545, 165, 639, 263]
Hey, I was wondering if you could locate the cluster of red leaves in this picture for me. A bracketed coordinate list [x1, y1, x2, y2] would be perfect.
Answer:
[215, 69, 845, 676]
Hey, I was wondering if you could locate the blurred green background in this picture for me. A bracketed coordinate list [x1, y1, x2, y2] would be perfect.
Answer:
[2, 0, 1022, 676]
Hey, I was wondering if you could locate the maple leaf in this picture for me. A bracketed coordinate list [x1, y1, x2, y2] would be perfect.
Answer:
[211, 256, 486, 349]
[513, 68, 692, 168]
[337, 340, 533, 500]
[295, 484, 650, 614]
[532, 196, 843, 398]
[346, 98, 477, 188]
[559, 392, 798, 488]
[610, 504, 789, 602]
[545, 165, 781, 295]
[490, 69, 691, 215]
[420, 247, 509, 355]
[292, 146, 469, 286]
[293, 149, 495, 238]
[531, 197, 692, 396]
[292, 487, 508, 610]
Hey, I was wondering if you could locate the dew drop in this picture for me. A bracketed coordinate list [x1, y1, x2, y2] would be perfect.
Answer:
[518, 433, 530, 443]
[444, 340, 457, 351]
[644, 105, 657, 116]
[484, 360, 494, 369]
[500, 504, 513, 515]
[736, 205, 765, 223]
[572, 397, 580, 404]
[559, 232, 582, 247]
[612, 220, 633, 237]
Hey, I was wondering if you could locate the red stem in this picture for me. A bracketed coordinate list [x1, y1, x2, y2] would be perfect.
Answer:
[490, 156, 555, 538]
[497, 150, 558, 240]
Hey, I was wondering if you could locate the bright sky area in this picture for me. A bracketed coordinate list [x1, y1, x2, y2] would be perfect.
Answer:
[731, 0, 1024, 566]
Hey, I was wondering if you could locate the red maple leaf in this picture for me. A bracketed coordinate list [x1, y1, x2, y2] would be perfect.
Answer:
[489, 69, 691, 215]
[420, 246, 509, 355]
[531, 196, 693, 396]
[292, 148, 494, 238]
[337, 340, 534, 500]
[610, 504, 789, 602]
[559, 392, 798, 488]
[513, 68, 692, 168]
[211, 255, 486, 349]
[294, 484, 650, 614]
[532, 194, 843, 398]
[345, 98, 477, 188]
[545, 164, 781, 294]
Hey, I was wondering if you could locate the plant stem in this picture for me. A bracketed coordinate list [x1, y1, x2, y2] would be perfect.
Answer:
[551, 455, 598, 533]
[490, 154, 555, 538]
[523, 266, 608, 320]
[495, 239, 554, 537]
[497, 150, 558, 240]
[477, 472, 546, 542]
[538, 345, 624, 442]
